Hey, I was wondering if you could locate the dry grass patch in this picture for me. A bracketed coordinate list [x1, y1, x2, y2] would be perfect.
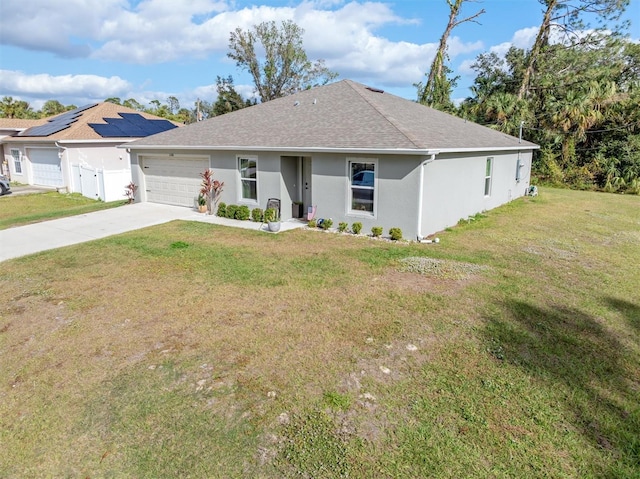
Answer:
[1, 188, 639, 478]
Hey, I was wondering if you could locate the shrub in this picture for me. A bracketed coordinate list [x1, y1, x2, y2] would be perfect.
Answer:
[124, 182, 138, 204]
[389, 227, 403, 241]
[322, 218, 333, 230]
[251, 208, 264, 222]
[308, 219, 317, 228]
[264, 207, 277, 223]
[352, 222, 362, 234]
[371, 226, 383, 237]
[338, 222, 348, 233]
[235, 205, 250, 221]
[225, 204, 238, 219]
[217, 202, 227, 217]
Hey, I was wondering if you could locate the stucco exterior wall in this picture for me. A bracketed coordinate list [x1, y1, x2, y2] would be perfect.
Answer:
[64, 143, 131, 171]
[4, 141, 134, 194]
[311, 153, 423, 238]
[129, 147, 533, 240]
[2, 144, 29, 184]
[421, 150, 532, 236]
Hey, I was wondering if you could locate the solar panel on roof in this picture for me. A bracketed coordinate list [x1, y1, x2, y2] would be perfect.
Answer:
[89, 113, 177, 138]
[90, 124, 132, 137]
[119, 113, 149, 125]
[20, 103, 98, 137]
[104, 118, 147, 136]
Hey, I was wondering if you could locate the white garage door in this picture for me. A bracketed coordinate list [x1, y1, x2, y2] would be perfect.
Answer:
[142, 156, 208, 207]
[29, 148, 63, 187]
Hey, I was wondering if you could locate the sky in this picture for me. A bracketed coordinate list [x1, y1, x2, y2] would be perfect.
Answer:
[0, 0, 638, 112]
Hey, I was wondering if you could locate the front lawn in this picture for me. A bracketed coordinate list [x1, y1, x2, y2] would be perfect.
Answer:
[0, 187, 638, 477]
[0, 192, 125, 229]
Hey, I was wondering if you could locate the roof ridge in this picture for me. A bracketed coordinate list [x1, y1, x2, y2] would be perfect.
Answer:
[346, 80, 424, 149]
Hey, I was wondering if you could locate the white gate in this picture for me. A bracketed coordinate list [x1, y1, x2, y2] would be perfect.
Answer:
[80, 165, 99, 199]
[71, 164, 131, 202]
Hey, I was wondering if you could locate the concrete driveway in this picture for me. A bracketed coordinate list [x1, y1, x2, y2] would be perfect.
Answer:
[0, 203, 306, 262]
[3, 185, 54, 196]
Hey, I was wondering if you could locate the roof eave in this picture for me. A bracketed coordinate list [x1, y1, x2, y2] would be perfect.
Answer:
[436, 145, 540, 153]
[121, 144, 441, 156]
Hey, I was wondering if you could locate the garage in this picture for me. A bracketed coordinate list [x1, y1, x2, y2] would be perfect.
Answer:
[29, 148, 63, 187]
[142, 156, 209, 207]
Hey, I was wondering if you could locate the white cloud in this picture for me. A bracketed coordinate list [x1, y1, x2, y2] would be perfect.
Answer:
[0, 0, 124, 58]
[0, 70, 131, 100]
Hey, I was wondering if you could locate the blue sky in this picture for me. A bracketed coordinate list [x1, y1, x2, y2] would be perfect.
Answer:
[0, 0, 638, 111]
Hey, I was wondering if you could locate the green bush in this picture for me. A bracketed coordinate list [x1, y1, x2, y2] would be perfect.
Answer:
[236, 205, 250, 221]
[338, 222, 348, 233]
[216, 202, 227, 217]
[264, 208, 277, 223]
[352, 222, 362, 234]
[389, 227, 403, 241]
[225, 204, 238, 219]
[371, 226, 383, 237]
[308, 219, 317, 228]
[321, 218, 333, 230]
[251, 208, 264, 222]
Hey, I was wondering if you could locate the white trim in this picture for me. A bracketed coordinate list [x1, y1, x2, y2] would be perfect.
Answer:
[484, 157, 493, 197]
[56, 139, 136, 144]
[237, 155, 258, 203]
[436, 146, 539, 153]
[346, 157, 378, 218]
[124, 144, 539, 154]
[10, 149, 22, 174]
[416, 154, 436, 240]
[123, 144, 442, 156]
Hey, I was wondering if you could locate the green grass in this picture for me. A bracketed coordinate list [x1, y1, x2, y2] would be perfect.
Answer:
[0, 191, 125, 229]
[1, 187, 639, 477]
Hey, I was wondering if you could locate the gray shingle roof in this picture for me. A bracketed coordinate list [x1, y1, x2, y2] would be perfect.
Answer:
[128, 79, 538, 153]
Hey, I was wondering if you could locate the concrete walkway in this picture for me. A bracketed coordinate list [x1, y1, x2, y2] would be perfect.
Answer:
[0, 203, 307, 262]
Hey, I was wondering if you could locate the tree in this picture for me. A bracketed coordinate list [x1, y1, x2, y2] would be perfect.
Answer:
[518, 0, 629, 99]
[228, 20, 338, 102]
[40, 100, 67, 117]
[463, 31, 640, 193]
[417, 0, 484, 110]
[123, 98, 144, 111]
[167, 96, 180, 115]
[0, 96, 36, 119]
[212, 75, 254, 116]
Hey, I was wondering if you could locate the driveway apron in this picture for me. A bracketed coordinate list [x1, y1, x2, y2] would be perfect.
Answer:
[0, 203, 195, 262]
[0, 203, 307, 262]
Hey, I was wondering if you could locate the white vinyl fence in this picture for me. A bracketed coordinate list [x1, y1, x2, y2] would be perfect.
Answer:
[71, 165, 132, 202]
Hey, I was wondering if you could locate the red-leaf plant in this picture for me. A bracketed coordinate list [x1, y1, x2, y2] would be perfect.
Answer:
[200, 169, 224, 214]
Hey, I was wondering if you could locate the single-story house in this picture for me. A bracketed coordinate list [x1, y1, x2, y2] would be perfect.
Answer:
[1, 103, 180, 201]
[0, 119, 45, 177]
[126, 79, 539, 239]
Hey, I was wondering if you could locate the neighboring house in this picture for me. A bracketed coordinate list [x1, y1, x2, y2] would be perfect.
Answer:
[0, 119, 46, 176]
[1, 103, 179, 201]
[126, 80, 539, 239]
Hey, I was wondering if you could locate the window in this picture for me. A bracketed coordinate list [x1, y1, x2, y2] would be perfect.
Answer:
[349, 160, 376, 215]
[484, 157, 493, 196]
[11, 149, 21, 174]
[238, 156, 257, 201]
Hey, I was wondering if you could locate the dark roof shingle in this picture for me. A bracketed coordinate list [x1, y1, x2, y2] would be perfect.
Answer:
[129, 80, 538, 153]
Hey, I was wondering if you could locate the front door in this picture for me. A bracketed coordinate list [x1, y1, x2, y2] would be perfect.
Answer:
[302, 156, 312, 215]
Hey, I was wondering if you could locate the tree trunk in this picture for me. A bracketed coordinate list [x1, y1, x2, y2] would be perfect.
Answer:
[518, 0, 557, 100]
[420, 0, 485, 106]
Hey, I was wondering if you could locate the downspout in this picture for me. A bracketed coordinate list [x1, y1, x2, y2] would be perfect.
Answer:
[416, 153, 436, 241]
